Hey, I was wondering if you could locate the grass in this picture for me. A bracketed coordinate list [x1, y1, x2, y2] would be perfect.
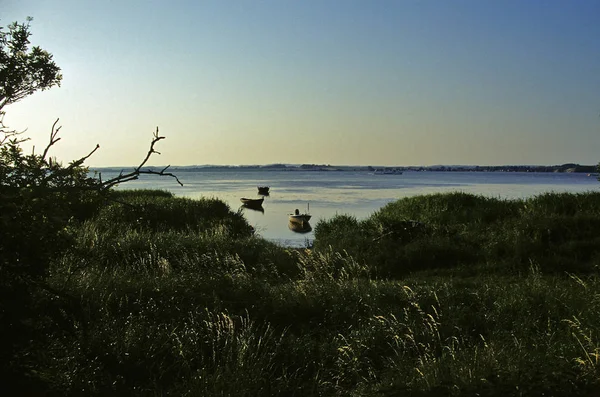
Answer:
[314, 191, 600, 276]
[8, 190, 600, 395]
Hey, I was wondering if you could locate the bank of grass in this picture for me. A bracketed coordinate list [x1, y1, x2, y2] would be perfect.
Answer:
[14, 190, 600, 395]
[314, 191, 600, 276]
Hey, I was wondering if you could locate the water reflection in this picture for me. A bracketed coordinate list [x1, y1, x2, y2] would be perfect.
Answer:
[288, 221, 312, 233]
[240, 204, 265, 214]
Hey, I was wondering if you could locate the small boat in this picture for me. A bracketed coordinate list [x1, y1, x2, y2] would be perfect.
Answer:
[288, 220, 312, 233]
[257, 186, 270, 195]
[289, 213, 311, 223]
[240, 197, 264, 207]
[289, 204, 311, 224]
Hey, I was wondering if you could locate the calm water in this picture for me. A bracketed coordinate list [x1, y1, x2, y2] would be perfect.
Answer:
[104, 170, 600, 247]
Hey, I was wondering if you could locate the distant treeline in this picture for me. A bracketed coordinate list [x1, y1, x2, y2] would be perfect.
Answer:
[93, 163, 598, 173]
[413, 163, 597, 173]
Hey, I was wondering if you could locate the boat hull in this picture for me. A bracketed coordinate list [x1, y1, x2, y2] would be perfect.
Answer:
[240, 198, 264, 206]
[289, 214, 311, 223]
[288, 220, 312, 233]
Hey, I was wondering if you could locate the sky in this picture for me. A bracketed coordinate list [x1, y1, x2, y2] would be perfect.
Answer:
[2, 0, 600, 167]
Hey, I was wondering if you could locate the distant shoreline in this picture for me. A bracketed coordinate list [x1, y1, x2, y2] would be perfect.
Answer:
[92, 163, 598, 174]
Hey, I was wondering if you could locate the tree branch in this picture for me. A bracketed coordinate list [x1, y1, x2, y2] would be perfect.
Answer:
[101, 127, 183, 189]
[135, 127, 164, 172]
[41, 118, 61, 160]
[66, 143, 100, 170]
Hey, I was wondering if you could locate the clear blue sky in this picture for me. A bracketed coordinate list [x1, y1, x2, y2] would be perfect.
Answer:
[3, 0, 600, 166]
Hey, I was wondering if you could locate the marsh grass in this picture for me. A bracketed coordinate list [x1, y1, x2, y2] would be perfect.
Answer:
[14, 190, 600, 395]
[43, 266, 600, 395]
[97, 193, 253, 236]
[315, 191, 600, 276]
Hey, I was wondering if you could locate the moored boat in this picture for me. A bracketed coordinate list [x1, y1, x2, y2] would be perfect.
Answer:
[289, 206, 311, 224]
[289, 213, 311, 223]
[240, 197, 264, 206]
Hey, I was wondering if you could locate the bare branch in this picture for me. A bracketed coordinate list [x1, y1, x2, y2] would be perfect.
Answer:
[135, 127, 164, 172]
[0, 112, 29, 145]
[102, 166, 183, 189]
[101, 127, 183, 189]
[0, 134, 29, 146]
[137, 167, 182, 185]
[41, 118, 62, 159]
[66, 144, 100, 170]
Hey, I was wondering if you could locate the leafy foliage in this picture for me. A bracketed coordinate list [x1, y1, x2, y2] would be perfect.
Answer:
[0, 17, 79, 277]
[0, 19, 181, 392]
[0, 126, 103, 278]
[0, 17, 62, 109]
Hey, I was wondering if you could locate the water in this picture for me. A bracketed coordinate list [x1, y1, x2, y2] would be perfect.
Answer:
[101, 169, 600, 247]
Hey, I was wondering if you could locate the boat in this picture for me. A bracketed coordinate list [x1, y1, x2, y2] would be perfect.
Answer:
[289, 204, 311, 224]
[288, 220, 312, 233]
[240, 197, 264, 207]
[257, 186, 270, 195]
[289, 213, 311, 223]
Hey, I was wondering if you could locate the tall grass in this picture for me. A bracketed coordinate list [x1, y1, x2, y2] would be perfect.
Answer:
[14, 190, 600, 395]
[43, 265, 600, 395]
[315, 191, 600, 276]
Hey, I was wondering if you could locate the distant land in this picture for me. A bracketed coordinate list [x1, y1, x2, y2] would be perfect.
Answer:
[94, 163, 598, 174]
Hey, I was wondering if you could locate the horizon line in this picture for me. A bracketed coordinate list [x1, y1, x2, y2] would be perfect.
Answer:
[90, 162, 597, 169]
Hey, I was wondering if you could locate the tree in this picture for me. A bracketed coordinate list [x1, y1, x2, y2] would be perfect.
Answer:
[0, 17, 62, 111]
[0, 18, 180, 391]
[0, 18, 68, 390]
[0, 17, 93, 279]
[0, 18, 182, 278]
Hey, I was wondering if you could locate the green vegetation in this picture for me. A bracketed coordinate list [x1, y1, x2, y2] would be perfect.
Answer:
[3, 17, 600, 397]
[315, 191, 600, 277]
[2, 189, 599, 396]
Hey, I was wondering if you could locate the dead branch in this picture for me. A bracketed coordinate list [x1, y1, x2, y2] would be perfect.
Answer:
[135, 127, 164, 172]
[0, 131, 29, 146]
[66, 143, 100, 170]
[0, 112, 29, 146]
[101, 127, 183, 189]
[41, 118, 62, 160]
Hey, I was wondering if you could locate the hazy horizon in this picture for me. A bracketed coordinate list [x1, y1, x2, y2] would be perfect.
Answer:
[4, 0, 600, 167]
[91, 161, 596, 169]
